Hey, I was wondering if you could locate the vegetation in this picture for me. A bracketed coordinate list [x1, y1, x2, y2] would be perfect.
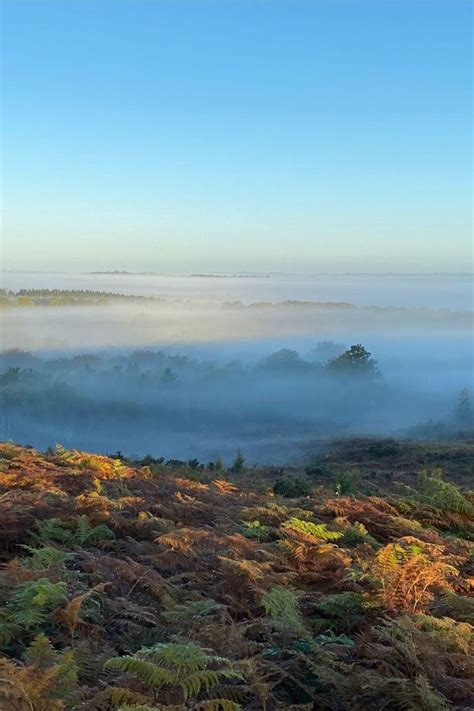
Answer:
[0, 441, 472, 709]
[0, 289, 161, 307]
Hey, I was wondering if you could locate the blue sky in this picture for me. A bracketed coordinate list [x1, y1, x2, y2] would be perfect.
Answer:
[1, 0, 472, 273]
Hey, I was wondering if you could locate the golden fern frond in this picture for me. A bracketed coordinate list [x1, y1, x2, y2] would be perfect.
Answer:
[217, 557, 270, 582]
[156, 528, 211, 553]
[0, 656, 64, 711]
[57, 583, 107, 637]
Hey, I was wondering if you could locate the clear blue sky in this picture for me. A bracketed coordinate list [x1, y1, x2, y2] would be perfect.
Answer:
[1, 0, 472, 273]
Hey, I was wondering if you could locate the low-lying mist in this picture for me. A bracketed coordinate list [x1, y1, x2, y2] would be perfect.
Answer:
[0, 293, 472, 463]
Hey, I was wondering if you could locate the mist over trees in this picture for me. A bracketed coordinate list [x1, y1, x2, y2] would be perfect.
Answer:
[0, 343, 471, 463]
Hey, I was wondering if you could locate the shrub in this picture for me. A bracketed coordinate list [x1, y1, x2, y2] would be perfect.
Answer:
[332, 470, 360, 495]
[368, 440, 401, 457]
[273, 476, 312, 498]
[305, 461, 333, 478]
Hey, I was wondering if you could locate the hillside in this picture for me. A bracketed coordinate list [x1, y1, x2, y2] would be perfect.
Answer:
[0, 440, 473, 710]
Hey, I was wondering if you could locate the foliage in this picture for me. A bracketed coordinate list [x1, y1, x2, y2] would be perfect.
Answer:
[273, 475, 312, 498]
[0, 579, 67, 641]
[105, 642, 242, 706]
[282, 518, 343, 541]
[413, 469, 474, 515]
[0, 634, 78, 710]
[36, 514, 116, 546]
[230, 450, 245, 474]
[261, 586, 305, 637]
[0, 441, 472, 710]
[327, 343, 378, 375]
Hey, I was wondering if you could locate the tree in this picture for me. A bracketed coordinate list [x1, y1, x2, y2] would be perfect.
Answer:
[454, 388, 473, 428]
[260, 348, 305, 371]
[230, 450, 245, 474]
[327, 344, 378, 375]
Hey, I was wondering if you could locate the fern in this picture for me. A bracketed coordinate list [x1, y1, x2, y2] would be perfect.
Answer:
[57, 583, 107, 638]
[21, 545, 73, 570]
[241, 519, 271, 541]
[437, 590, 474, 624]
[76, 514, 115, 545]
[163, 599, 225, 624]
[105, 642, 242, 705]
[393, 674, 450, 710]
[413, 614, 473, 654]
[24, 633, 57, 667]
[316, 591, 368, 619]
[415, 470, 474, 515]
[106, 656, 173, 687]
[35, 518, 76, 545]
[6, 579, 67, 630]
[0, 634, 78, 709]
[282, 518, 343, 541]
[261, 586, 305, 637]
[35, 514, 115, 547]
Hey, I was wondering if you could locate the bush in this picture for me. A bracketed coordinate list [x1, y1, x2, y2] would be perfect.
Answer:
[367, 440, 401, 457]
[305, 461, 333, 478]
[332, 470, 360, 495]
[230, 450, 245, 474]
[273, 476, 313, 498]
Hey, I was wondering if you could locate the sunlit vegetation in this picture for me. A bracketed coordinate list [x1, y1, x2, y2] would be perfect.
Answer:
[0, 441, 472, 709]
[0, 289, 160, 307]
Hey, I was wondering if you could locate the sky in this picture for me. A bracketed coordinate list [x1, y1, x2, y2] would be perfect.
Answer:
[1, 0, 472, 274]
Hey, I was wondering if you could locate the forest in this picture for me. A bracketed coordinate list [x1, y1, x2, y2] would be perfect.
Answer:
[0, 437, 472, 710]
[0, 343, 472, 464]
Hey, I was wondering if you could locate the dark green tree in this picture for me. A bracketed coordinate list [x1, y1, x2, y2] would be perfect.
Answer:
[230, 450, 245, 474]
[327, 344, 378, 375]
[454, 388, 473, 428]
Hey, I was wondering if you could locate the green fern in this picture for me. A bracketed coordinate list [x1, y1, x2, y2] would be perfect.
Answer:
[21, 545, 73, 570]
[261, 586, 305, 637]
[317, 591, 367, 619]
[35, 514, 115, 547]
[6, 578, 67, 630]
[415, 470, 473, 515]
[24, 632, 57, 667]
[75, 514, 115, 545]
[106, 656, 172, 687]
[242, 519, 271, 541]
[393, 674, 450, 710]
[105, 642, 242, 705]
[438, 590, 474, 624]
[282, 517, 343, 541]
[163, 599, 225, 623]
[36, 518, 76, 545]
